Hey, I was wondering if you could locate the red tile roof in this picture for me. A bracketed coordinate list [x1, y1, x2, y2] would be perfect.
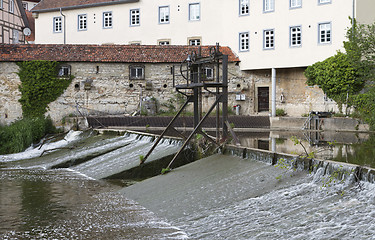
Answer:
[0, 44, 240, 63]
[32, 0, 139, 12]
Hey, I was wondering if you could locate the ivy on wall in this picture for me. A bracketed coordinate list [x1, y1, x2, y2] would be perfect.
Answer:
[17, 60, 73, 118]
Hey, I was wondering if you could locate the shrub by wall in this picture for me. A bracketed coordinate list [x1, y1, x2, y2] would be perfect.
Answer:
[17, 61, 73, 118]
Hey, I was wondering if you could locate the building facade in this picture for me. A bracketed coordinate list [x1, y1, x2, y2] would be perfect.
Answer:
[0, 44, 243, 125]
[0, 0, 29, 43]
[29, 0, 375, 117]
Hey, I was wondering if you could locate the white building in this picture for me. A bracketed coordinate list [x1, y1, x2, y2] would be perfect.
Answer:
[31, 0, 375, 116]
[22, 0, 39, 11]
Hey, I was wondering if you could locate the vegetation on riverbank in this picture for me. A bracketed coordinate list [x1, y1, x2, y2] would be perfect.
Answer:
[0, 61, 73, 155]
[305, 18, 375, 129]
[0, 117, 56, 154]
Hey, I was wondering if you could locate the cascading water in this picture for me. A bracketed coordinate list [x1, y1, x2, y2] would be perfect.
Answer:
[71, 135, 183, 179]
[120, 153, 375, 240]
[2, 129, 375, 239]
[0, 130, 188, 239]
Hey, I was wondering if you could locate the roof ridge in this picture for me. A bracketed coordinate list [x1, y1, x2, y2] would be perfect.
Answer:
[0, 44, 240, 63]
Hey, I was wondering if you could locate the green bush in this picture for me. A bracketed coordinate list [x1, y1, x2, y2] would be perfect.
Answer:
[0, 117, 56, 155]
[276, 108, 286, 116]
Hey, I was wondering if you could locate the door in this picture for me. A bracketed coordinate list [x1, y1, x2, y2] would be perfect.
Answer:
[258, 87, 269, 112]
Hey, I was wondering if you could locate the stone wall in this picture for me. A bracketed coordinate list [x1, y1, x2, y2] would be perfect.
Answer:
[0, 62, 22, 125]
[272, 68, 339, 116]
[0, 61, 340, 127]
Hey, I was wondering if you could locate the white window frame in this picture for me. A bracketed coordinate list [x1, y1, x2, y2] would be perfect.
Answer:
[9, 0, 14, 13]
[129, 65, 145, 80]
[318, 0, 331, 4]
[78, 14, 87, 31]
[189, 3, 200, 21]
[103, 11, 113, 29]
[263, 0, 275, 13]
[239, 0, 249, 16]
[189, 38, 201, 46]
[239, 32, 249, 52]
[130, 9, 140, 26]
[318, 22, 331, 44]
[263, 29, 275, 49]
[53, 17, 62, 33]
[203, 67, 214, 80]
[159, 6, 170, 24]
[290, 26, 302, 47]
[290, 0, 302, 9]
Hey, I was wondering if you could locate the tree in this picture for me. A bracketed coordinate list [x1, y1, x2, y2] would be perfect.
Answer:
[304, 51, 364, 113]
[345, 19, 375, 129]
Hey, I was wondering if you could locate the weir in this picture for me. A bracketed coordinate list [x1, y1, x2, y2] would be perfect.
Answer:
[2, 129, 375, 238]
[1, 130, 195, 180]
[121, 147, 375, 239]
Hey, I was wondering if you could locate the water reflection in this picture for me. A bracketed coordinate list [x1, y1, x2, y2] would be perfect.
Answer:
[0, 169, 187, 239]
[235, 131, 375, 168]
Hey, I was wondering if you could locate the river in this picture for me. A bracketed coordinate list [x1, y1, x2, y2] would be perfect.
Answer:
[1, 130, 375, 239]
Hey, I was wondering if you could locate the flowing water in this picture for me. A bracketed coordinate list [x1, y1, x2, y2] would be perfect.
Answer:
[121, 154, 375, 240]
[71, 135, 182, 179]
[0, 131, 187, 239]
[0, 169, 187, 239]
[2, 130, 375, 239]
[175, 172, 375, 239]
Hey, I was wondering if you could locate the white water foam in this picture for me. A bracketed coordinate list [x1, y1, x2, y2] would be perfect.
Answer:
[0, 130, 84, 162]
[177, 171, 375, 240]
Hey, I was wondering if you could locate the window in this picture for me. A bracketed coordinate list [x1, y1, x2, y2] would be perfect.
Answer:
[203, 67, 214, 80]
[9, 0, 14, 13]
[319, 0, 331, 4]
[129, 65, 145, 80]
[264, 0, 274, 12]
[319, 23, 331, 44]
[239, 32, 249, 51]
[159, 6, 170, 24]
[103, 12, 112, 29]
[189, 38, 201, 45]
[78, 14, 87, 31]
[189, 3, 200, 21]
[12, 30, 19, 44]
[263, 29, 274, 49]
[58, 65, 71, 78]
[290, 26, 302, 47]
[130, 9, 140, 26]
[239, 0, 249, 16]
[158, 40, 170, 45]
[290, 0, 302, 8]
[22, 2, 27, 10]
[53, 17, 62, 33]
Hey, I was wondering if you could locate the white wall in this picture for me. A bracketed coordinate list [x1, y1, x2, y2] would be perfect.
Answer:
[33, 0, 368, 70]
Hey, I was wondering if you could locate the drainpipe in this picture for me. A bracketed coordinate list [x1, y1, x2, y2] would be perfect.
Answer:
[352, 0, 355, 21]
[60, 8, 66, 44]
[271, 68, 276, 117]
